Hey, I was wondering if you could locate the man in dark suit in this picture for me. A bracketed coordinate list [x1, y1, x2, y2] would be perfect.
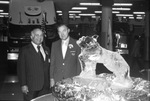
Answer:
[50, 24, 81, 87]
[17, 28, 50, 101]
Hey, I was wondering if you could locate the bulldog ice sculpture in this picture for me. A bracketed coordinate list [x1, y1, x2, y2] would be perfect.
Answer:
[76, 35, 133, 89]
[52, 35, 150, 101]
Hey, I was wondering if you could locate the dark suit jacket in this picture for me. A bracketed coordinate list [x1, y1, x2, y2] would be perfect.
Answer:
[17, 43, 50, 91]
[50, 37, 81, 82]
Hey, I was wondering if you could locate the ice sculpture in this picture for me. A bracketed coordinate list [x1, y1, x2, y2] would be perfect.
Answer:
[52, 35, 150, 101]
[77, 35, 133, 89]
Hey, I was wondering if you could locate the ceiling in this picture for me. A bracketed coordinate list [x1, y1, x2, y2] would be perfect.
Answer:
[0, 0, 149, 18]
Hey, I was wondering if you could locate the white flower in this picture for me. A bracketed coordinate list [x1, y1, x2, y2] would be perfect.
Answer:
[68, 44, 73, 49]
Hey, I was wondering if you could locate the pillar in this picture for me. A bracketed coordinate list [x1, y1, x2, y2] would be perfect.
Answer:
[144, 1, 149, 61]
[100, 0, 113, 48]
[62, 10, 69, 25]
[53, 0, 79, 25]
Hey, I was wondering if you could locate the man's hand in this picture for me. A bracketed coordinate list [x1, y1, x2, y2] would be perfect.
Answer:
[50, 79, 55, 87]
[21, 85, 29, 94]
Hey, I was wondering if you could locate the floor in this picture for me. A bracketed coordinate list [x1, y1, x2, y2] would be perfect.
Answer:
[0, 43, 149, 101]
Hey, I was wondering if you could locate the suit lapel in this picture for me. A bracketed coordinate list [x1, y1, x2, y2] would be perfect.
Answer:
[64, 38, 72, 60]
[58, 40, 64, 60]
[29, 43, 39, 59]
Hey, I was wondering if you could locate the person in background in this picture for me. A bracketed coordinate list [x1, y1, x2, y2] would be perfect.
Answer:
[17, 28, 50, 101]
[50, 24, 81, 87]
[130, 35, 141, 58]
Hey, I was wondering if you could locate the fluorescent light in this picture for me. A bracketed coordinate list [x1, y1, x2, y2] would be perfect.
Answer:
[72, 7, 87, 10]
[129, 17, 134, 19]
[0, 1, 9, 4]
[133, 12, 145, 14]
[113, 3, 132, 6]
[116, 14, 133, 16]
[91, 16, 101, 19]
[112, 8, 130, 10]
[0, 13, 8, 15]
[92, 16, 96, 18]
[56, 11, 62, 13]
[95, 11, 102, 13]
[57, 10, 81, 13]
[0, 10, 3, 12]
[69, 16, 80, 18]
[136, 15, 142, 17]
[112, 11, 120, 13]
[136, 17, 143, 19]
[0, 15, 4, 17]
[79, 14, 95, 16]
[95, 11, 119, 13]
[80, 3, 101, 6]
[69, 11, 81, 13]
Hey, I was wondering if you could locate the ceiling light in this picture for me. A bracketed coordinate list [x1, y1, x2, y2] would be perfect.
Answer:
[79, 14, 95, 16]
[112, 8, 130, 10]
[80, 3, 101, 6]
[116, 14, 133, 16]
[0, 15, 4, 17]
[95, 11, 102, 13]
[136, 15, 142, 17]
[112, 11, 120, 13]
[72, 7, 87, 10]
[95, 11, 119, 13]
[69, 11, 81, 13]
[136, 17, 143, 19]
[92, 16, 96, 18]
[0, 10, 3, 12]
[56, 11, 62, 13]
[113, 3, 132, 6]
[69, 16, 80, 18]
[0, 13, 8, 15]
[133, 12, 145, 14]
[129, 17, 134, 19]
[0, 1, 9, 4]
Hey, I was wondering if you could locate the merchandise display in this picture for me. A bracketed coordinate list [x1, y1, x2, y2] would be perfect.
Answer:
[52, 35, 150, 101]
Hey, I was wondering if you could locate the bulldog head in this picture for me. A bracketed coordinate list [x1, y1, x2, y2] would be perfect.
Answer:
[77, 35, 102, 61]
[77, 35, 99, 50]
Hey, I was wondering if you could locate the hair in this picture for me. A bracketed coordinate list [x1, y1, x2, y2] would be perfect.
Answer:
[56, 23, 69, 30]
[31, 28, 42, 35]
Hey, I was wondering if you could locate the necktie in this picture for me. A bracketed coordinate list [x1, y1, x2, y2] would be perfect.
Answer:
[37, 45, 44, 61]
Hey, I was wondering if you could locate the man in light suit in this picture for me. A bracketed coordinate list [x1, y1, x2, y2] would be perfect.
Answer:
[50, 24, 81, 87]
[17, 28, 50, 101]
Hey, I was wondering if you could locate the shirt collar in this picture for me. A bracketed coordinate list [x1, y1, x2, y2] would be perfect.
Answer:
[62, 36, 70, 45]
[31, 42, 42, 52]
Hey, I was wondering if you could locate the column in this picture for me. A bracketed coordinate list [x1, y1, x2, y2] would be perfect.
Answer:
[54, 0, 79, 25]
[62, 10, 69, 25]
[144, 4, 149, 61]
[100, 0, 113, 48]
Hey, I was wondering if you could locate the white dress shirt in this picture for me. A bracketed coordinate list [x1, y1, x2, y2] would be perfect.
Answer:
[62, 37, 70, 59]
[31, 42, 46, 61]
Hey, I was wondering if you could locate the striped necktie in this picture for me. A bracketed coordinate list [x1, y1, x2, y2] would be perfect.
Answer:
[37, 45, 44, 61]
